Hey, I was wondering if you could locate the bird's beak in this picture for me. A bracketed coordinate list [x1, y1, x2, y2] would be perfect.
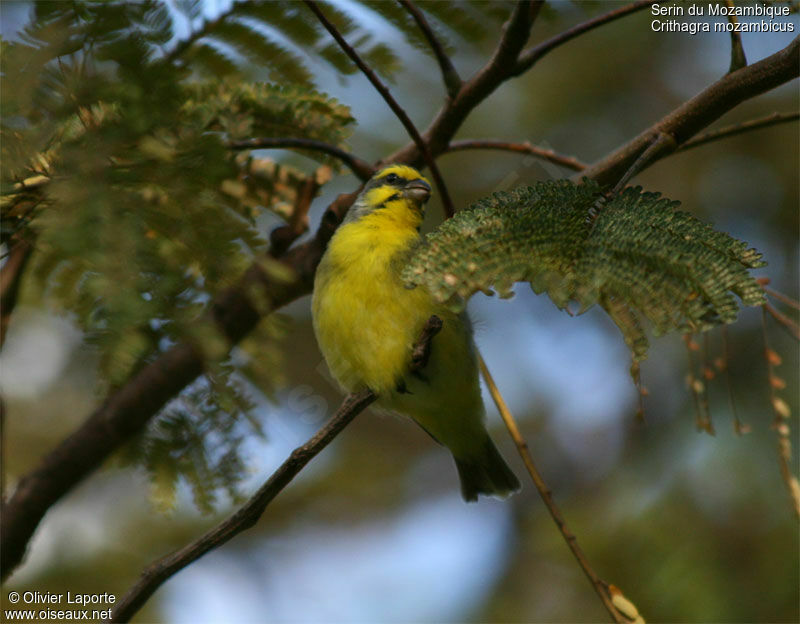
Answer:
[404, 179, 432, 204]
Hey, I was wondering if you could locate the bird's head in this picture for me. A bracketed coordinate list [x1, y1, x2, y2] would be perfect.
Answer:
[345, 165, 432, 228]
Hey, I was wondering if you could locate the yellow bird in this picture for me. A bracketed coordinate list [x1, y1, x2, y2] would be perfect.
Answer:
[312, 164, 519, 501]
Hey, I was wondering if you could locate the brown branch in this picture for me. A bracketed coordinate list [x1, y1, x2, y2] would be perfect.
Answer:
[305, 0, 456, 217]
[513, 0, 657, 76]
[444, 139, 586, 171]
[227, 137, 375, 182]
[0, 234, 35, 349]
[387, 0, 651, 166]
[109, 315, 443, 623]
[477, 354, 630, 623]
[0, 191, 358, 581]
[677, 111, 799, 152]
[577, 36, 800, 186]
[397, 0, 462, 99]
[386, 0, 538, 165]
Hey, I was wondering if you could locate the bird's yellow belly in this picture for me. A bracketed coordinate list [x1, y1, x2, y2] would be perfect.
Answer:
[312, 217, 486, 459]
[313, 249, 434, 394]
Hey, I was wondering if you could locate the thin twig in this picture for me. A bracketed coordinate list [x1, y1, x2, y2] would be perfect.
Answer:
[765, 303, 800, 341]
[397, 0, 462, 99]
[228, 137, 375, 182]
[764, 284, 800, 311]
[724, 0, 748, 72]
[720, 326, 749, 435]
[444, 139, 586, 171]
[109, 391, 376, 623]
[386, 0, 538, 165]
[514, 0, 657, 75]
[110, 315, 443, 623]
[305, 0, 455, 218]
[609, 131, 676, 195]
[678, 112, 800, 152]
[477, 353, 629, 624]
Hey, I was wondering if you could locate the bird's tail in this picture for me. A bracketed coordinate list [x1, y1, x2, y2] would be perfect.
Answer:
[454, 436, 520, 502]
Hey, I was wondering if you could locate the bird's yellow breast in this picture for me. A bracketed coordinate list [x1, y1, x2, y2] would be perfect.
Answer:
[312, 198, 435, 393]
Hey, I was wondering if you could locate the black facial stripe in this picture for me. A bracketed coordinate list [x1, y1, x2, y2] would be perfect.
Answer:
[371, 173, 408, 189]
[375, 192, 401, 208]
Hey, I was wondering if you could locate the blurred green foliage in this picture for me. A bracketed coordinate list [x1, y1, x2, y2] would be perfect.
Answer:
[0, 0, 511, 516]
[1, 0, 358, 508]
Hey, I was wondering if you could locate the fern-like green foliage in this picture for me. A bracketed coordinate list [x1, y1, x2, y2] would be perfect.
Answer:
[183, 80, 354, 157]
[402, 180, 766, 361]
[2, 1, 345, 512]
[121, 363, 258, 513]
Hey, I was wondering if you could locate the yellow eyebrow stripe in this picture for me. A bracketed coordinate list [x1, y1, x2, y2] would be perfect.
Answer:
[376, 164, 430, 185]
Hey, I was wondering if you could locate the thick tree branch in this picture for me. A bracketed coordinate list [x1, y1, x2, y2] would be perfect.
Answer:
[397, 0, 462, 99]
[0, 192, 357, 581]
[305, 0, 456, 217]
[109, 315, 443, 623]
[576, 36, 800, 186]
[514, 1, 657, 76]
[227, 137, 375, 182]
[444, 139, 586, 171]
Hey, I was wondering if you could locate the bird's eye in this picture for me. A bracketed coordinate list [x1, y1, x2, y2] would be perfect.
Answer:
[384, 173, 400, 184]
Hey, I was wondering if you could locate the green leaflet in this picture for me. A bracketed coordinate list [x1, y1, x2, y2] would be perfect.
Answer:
[402, 180, 766, 361]
[182, 81, 355, 148]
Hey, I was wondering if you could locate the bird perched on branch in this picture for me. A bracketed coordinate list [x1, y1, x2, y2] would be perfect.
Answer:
[312, 164, 519, 501]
